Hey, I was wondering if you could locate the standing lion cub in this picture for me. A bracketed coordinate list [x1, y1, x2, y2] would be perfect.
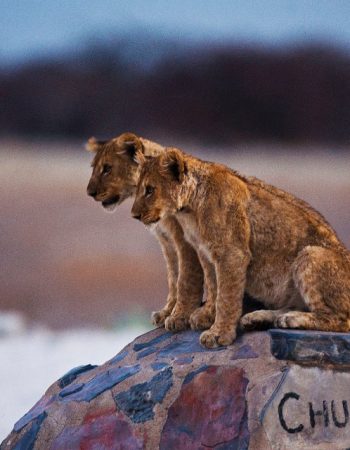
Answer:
[132, 147, 350, 348]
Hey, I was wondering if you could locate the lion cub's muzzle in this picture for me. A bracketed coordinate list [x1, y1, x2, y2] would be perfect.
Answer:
[131, 204, 160, 225]
[102, 195, 120, 207]
[87, 185, 98, 198]
[132, 213, 142, 221]
[131, 203, 142, 221]
[131, 213, 160, 225]
[87, 181, 120, 207]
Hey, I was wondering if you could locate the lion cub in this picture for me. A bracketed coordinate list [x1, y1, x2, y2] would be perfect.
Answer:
[132, 147, 350, 348]
[86, 133, 203, 329]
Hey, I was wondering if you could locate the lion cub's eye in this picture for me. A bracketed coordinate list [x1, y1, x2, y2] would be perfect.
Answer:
[102, 164, 112, 176]
[145, 185, 155, 197]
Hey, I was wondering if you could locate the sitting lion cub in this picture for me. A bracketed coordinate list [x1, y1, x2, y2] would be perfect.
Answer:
[86, 133, 203, 329]
[132, 147, 350, 348]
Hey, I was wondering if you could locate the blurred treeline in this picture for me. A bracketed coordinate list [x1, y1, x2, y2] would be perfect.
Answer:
[1, 40, 350, 145]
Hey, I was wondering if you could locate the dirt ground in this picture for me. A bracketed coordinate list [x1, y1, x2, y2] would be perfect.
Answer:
[1, 138, 350, 329]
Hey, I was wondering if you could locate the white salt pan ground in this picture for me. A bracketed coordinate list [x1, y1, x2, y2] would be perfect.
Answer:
[0, 313, 149, 441]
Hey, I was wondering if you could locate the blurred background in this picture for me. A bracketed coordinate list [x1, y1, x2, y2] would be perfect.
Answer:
[1, 0, 350, 438]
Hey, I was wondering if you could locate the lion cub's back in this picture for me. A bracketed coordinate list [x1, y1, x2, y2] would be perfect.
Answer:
[245, 175, 341, 256]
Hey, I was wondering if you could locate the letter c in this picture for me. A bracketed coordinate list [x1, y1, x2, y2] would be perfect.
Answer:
[278, 392, 304, 434]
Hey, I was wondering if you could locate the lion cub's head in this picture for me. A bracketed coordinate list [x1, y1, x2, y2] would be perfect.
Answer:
[86, 132, 162, 212]
[131, 148, 190, 226]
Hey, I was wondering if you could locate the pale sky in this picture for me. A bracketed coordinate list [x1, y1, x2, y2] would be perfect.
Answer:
[1, 0, 349, 64]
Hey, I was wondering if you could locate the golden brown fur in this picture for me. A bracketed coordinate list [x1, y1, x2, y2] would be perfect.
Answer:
[132, 147, 350, 348]
[86, 133, 203, 328]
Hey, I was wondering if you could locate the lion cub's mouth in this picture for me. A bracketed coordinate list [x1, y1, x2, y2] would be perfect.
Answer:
[144, 217, 160, 226]
[102, 195, 120, 210]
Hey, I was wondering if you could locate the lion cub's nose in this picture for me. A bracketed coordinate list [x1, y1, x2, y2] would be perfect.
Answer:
[132, 213, 142, 221]
[87, 189, 97, 198]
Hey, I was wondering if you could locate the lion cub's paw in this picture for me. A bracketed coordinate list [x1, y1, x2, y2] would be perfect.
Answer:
[200, 329, 236, 348]
[275, 312, 303, 329]
[165, 314, 189, 332]
[239, 312, 265, 331]
[238, 314, 257, 331]
[190, 307, 215, 330]
[151, 310, 170, 327]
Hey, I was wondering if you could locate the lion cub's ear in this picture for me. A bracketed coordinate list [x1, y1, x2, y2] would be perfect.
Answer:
[160, 148, 186, 183]
[134, 149, 146, 165]
[117, 132, 144, 162]
[85, 137, 107, 152]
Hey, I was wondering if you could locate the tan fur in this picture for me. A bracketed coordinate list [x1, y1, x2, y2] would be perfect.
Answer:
[86, 133, 203, 328]
[132, 147, 350, 348]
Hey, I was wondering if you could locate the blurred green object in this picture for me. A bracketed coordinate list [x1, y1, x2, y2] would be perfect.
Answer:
[111, 310, 151, 332]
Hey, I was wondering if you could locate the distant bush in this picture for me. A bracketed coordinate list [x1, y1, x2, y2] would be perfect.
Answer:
[1, 41, 349, 146]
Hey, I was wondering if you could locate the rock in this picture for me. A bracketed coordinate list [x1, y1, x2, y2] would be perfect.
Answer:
[270, 329, 350, 367]
[3, 328, 350, 450]
[160, 366, 250, 449]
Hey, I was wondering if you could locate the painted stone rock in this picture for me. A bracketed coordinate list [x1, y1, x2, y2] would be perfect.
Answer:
[3, 328, 350, 450]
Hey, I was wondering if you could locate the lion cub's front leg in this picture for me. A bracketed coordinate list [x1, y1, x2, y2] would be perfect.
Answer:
[153, 216, 204, 331]
[164, 219, 204, 332]
[200, 249, 249, 348]
[152, 227, 178, 327]
[189, 249, 216, 330]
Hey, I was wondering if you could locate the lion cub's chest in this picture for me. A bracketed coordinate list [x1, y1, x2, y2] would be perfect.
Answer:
[176, 209, 205, 248]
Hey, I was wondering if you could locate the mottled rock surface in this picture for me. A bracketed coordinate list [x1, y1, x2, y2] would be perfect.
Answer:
[3, 328, 350, 450]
